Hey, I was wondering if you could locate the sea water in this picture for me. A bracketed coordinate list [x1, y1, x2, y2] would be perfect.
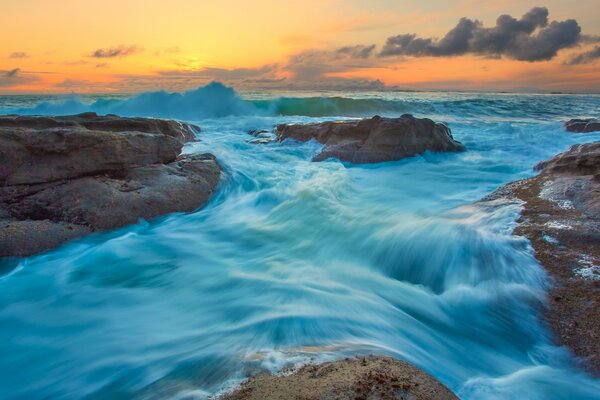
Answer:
[1, 84, 599, 399]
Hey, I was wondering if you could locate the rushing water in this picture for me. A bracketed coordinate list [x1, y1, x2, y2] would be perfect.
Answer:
[1, 85, 600, 400]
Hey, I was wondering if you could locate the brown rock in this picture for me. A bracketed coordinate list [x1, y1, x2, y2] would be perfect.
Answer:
[0, 114, 220, 258]
[0, 128, 182, 185]
[220, 356, 458, 400]
[0, 112, 199, 142]
[0, 113, 201, 186]
[565, 118, 600, 133]
[276, 114, 465, 164]
[482, 141, 600, 376]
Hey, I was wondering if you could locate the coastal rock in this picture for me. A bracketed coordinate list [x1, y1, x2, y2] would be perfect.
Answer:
[0, 114, 220, 258]
[276, 114, 465, 164]
[220, 356, 458, 400]
[0, 112, 199, 142]
[0, 112, 201, 186]
[565, 118, 600, 133]
[482, 142, 600, 375]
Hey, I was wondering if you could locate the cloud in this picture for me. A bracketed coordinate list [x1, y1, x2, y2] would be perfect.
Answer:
[335, 45, 376, 59]
[90, 45, 142, 58]
[380, 7, 581, 61]
[566, 45, 600, 65]
[287, 44, 377, 80]
[4, 68, 19, 78]
[10, 52, 28, 59]
[0, 68, 38, 87]
[159, 65, 278, 80]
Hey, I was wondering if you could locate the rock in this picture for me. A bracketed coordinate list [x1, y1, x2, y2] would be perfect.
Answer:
[247, 129, 276, 144]
[0, 114, 220, 258]
[0, 112, 199, 143]
[0, 127, 182, 185]
[565, 118, 600, 133]
[0, 112, 202, 186]
[275, 114, 465, 164]
[220, 356, 458, 400]
[481, 142, 600, 376]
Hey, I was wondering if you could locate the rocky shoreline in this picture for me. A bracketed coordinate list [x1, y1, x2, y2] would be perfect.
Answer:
[220, 356, 458, 400]
[0, 113, 221, 258]
[481, 139, 600, 376]
[2, 111, 599, 396]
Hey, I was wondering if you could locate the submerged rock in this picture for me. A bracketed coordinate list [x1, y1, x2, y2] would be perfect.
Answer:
[220, 356, 458, 400]
[0, 114, 220, 258]
[247, 128, 276, 144]
[482, 142, 600, 376]
[565, 118, 600, 133]
[276, 114, 465, 164]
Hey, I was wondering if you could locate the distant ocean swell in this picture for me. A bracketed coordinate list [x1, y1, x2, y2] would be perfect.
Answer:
[1, 82, 596, 120]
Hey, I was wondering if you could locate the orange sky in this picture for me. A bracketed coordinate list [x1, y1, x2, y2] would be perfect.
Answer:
[1, 0, 599, 93]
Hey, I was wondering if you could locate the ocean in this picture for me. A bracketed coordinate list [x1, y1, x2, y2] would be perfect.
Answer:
[1, 83, 599, 399]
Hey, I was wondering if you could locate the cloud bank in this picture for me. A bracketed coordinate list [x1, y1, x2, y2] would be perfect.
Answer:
[380, 7, 581, 61]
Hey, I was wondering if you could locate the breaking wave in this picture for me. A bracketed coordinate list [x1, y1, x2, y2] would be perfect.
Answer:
[3, 81, 597, 121]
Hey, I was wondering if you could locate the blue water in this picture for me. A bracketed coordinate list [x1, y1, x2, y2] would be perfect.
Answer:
[1, 84, 600, 400]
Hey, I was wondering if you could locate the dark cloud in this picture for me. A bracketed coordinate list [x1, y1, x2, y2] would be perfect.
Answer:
[90, 45, 142, 58]
[566, 45, 600, 65]
[4, 68, 20, 78]
[10, 52, 28, 59]
[380, 7, 581, 61]
[0, 68, 38, 87]
[335, 45, 376, 59]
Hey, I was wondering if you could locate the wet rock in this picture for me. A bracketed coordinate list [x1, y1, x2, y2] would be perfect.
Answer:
[0, 112, 199, 142]
[220, 356, 458, 400]
[276, 114, 465, 164]
[565, 118, 600, 133]
[481, 141, 600, 376]
[0, 114, 220, 258]
[247, 129, 276, 144]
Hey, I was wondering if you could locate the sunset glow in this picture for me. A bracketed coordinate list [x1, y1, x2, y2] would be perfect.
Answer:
[1, 1, 599, 92]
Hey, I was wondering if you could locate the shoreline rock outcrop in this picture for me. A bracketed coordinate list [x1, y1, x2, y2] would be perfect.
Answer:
[220, 356, 459, 400]
[276, 114, 465, 164]
[482, 141, 600, 376]
[565, 118, 600, 133]
[0, 113, 220, 258]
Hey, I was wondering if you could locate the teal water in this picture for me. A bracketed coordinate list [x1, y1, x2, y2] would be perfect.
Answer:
[1, 85, 600, 399]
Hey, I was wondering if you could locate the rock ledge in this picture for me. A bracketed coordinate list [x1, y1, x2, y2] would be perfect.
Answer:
[0, 113, 220, 258]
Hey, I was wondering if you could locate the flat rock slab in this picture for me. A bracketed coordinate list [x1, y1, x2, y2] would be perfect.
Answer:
[482, 142, 600, 376]
[0, 114, 220, 258]
[220, 356, 458, 400]
[276, 114, 465, 164]
[0, 112, 200, 186]
[565, 118, 600, 133]
[0, 112, 199, 142]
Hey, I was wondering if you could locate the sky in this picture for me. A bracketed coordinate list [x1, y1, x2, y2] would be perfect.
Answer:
[1, 0, 599, 93]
